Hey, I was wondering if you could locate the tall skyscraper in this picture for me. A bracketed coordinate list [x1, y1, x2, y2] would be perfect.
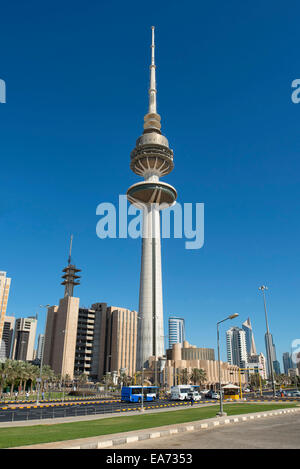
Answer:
[264, 332, 277, 378]
[168, 317, 185, 349]
[242, 317, 257, 358]
[0, 271, 11, 344]
[127, 27, 177, 370]
[283, 352, 295, 375]
[36, 334, 45, 361]
[226, 327, 248, 368]
[12, 316, 37, 361]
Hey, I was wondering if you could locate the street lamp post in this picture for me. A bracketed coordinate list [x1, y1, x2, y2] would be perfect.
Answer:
[36, 304, 50, 404]
[217, 313, 239, 417]
[259, 286, 276, 398]
[141, 367, 145, 412]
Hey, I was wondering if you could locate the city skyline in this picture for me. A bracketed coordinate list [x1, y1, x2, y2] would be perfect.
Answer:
[1, 1, 300, 368]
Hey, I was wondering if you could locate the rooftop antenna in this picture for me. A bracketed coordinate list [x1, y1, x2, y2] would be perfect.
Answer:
[61, 234, 81, 297]
[68, 234, 73, 265]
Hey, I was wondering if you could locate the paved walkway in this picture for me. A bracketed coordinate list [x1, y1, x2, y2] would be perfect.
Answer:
[113, 411, 300, 449]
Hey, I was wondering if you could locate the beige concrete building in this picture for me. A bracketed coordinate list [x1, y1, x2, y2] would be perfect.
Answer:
[93, 303, 138, 380]
[44, 299, 138, 382]
[44, 296, 80, 380]
[12, 316, 37, 361]
[107, 306, 137, 378]
[0, 272, 11, 344]
[162, 341, 245, 389]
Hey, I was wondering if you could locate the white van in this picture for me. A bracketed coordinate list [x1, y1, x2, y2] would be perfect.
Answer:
[170, 385, 193, 400]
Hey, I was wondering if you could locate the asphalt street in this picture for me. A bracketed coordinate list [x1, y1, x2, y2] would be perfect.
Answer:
[0, 395, 299, 423]
[112, 412, 300, 449]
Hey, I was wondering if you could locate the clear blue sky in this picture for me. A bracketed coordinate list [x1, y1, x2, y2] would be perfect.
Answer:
[1, 0, 300, 366]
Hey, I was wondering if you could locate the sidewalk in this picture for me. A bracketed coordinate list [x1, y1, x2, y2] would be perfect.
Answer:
[11, 405, 300, 449]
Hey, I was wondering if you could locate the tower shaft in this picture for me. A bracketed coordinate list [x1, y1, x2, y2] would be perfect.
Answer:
[137, 205, 164, 369]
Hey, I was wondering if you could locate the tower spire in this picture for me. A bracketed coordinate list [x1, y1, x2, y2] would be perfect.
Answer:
[143, 26, 161, 134]
[149, 26, 157, 114]
[68, 234, 73, 265]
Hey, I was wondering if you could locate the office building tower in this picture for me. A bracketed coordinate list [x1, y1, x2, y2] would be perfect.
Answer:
[264, 332, 277, 379]
[105, 306, 138, 378]
[242, 317, 257, 358]
[12, 316, 37, 361]
[1, 316, 15, 358]
[74, 303, 138, 381]
[273, 360, 281, 375]
[226, 327, 248, 368]
[43, 238, 80, 380]
[126, 27, 177, 370]
[0, 271, 11, 344]
[168, 317, 185, 349]
[36, 334, 45, 361]
[283, 352, 295, 375]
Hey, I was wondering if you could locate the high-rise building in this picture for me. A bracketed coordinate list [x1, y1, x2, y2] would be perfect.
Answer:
[1, 316, 15, 359]
[242, 317, 257, 358]
[283, 352, 295, 375]
[36, 334, 45, 361]
[226, 327, 248, 368]
[74, 303, 138, 381]
[43, 238, 81, 380]
[168, 317, 185, 349]
[273, 360, 281, 375]
[264, 332, 277, 378]
[126, 27, 177, 370]
[105, 306, 138, 379]
[12, 316, 37, 361]
[0, 271, 11, 345]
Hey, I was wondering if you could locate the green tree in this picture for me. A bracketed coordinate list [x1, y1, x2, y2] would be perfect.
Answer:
[190, 368, 207, 388]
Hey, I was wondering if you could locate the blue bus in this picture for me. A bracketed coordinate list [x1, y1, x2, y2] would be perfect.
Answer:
[121, 386, 159, 403]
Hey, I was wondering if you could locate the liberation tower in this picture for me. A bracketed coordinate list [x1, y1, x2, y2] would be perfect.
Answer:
[127, 27, 177, 370]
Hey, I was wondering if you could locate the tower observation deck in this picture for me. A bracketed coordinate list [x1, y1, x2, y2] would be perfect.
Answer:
[127, 27, 177, 371]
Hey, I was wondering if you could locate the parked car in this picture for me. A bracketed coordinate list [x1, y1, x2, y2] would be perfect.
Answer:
[187, 391, 201, 401]
[288, 390, 300, 397]
[205, 390, 220, 399]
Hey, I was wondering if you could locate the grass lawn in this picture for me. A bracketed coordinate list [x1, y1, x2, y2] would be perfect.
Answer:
[0, 402, 297, 448]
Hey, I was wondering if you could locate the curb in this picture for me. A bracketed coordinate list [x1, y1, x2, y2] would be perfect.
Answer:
[15, 406, 300, 449]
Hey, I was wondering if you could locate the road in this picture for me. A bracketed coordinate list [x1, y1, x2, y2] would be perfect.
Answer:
[113, 412, 300, 449]
[0, 395, 299, 423]
[0, 398, 210, 423]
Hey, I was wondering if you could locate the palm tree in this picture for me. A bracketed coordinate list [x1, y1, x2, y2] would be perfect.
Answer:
[178, 368, 190, 385]
[19, 361, 32, 394]
[190, 368, 207, 388]
[0, 361, 8, 396]
[134, 371, 142, 385]
[6, 360, 23, 397]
